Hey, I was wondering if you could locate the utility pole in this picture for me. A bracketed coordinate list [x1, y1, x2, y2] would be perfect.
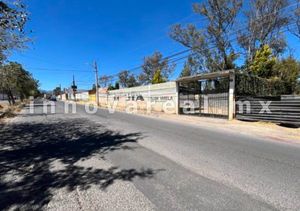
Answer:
[71, 75, 77, 101]
[59, 84, 62, 100]
[94, 61, 100, 106]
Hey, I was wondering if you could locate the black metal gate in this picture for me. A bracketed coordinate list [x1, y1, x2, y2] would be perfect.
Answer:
[200, 93, 229, 117]
[178, 78, 229, 118]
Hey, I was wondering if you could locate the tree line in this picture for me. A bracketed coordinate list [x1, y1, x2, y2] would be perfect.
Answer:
[0, 62, 39, 104]
[1, 0, 300, 96]
[0, 1, 39, 104]
[114, 0, 300, 94]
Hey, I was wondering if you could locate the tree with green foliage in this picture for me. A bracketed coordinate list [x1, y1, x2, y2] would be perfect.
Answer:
[296, 84, 300, 94]
[250, 45, 277, 78]
[0, 62, 39, 104]
[0, 0, 29, 64]
[91, 83, 100, 91]
[274, 57, 300, 94]
[115, 82, 120, 90]
[171, 0, 242, 72]
[107, 84, 114, 91]
[126, 75, 139, 87]
[179, 56, 201, 78]
[118, 70, 139, 88]
[53, 87, 61, 96]
[246, 45, 300, 95]
[139, 51, 174, 85]
[180, 64, 192, 78]
[152, 69, 166, 84]
[108, 82, 120, 91]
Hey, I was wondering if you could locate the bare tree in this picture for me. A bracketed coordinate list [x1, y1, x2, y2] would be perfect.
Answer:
[238, 0, 289, 62]
[99, 75, 113, 88]
[289, 0, 300, 39]
[171, 0, 242, 72]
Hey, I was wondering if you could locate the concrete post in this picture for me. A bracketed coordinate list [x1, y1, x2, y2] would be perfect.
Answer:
[228, 71, 235, 121]
[175, 82, 180, 115]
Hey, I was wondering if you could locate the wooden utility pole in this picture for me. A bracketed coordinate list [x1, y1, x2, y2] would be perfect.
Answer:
[71, 75, 77, 101]
[59, 84, 62, 100]
[94, 61, 100, 106]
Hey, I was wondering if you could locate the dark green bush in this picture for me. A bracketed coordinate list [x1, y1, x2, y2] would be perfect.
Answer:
[235, 72, 290, 96]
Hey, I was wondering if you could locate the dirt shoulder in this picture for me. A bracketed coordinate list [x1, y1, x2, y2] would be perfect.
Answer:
[146, 113, 300, 145]
[112, 106, 300, 145]
[0, 101, 25, 124]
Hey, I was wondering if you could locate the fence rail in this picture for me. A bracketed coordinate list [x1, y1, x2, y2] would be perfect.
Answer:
[236, 96, 300, 126]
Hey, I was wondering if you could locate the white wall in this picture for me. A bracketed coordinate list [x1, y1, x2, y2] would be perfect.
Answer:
[98, 82, 178, 114]
[75, 92, 89, 101]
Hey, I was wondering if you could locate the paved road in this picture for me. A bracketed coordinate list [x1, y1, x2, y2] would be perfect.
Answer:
[0, 101, 299, 210]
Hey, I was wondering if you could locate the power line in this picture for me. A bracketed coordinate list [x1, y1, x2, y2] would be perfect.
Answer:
[171, 25, 298, 65]
[127, 0, 299, 67]
[18, 54, 79, 70]
[104, 21, 298, 84]
[25, 67, 91, 73]
[82, 24, 297, 88]
[19, 1, 299, 82]
[22, 1, 298, 89]
[117, 2, 298, 77]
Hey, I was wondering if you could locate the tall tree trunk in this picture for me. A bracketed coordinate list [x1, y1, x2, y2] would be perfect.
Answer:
[7, 94, 12, 105]
[8, 89, 15, 105]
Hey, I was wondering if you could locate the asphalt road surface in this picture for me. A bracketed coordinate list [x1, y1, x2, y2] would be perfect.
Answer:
[0, 101, 299, 210]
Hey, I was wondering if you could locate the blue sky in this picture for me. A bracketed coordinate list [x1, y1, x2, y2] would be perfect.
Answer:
[9, 0, 300, 90]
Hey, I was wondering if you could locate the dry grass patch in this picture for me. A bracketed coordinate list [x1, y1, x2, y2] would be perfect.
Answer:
[1, 108, 17, 118]
[0, 102, 25, 120]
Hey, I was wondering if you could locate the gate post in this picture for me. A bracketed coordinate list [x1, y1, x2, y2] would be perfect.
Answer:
[175, 82, 180, 115]
[228, 71, 235, 120]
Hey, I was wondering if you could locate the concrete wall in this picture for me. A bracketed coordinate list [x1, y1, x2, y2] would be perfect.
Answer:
[61, 93, 68, 101]
[62, 77, 236, 119]
[97, 82, 178, 114]
[67, 93, 75, 100]
[75, 92, 89, 102]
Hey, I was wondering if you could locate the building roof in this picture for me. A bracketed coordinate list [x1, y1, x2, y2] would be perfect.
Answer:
[176, 70, 234, 82]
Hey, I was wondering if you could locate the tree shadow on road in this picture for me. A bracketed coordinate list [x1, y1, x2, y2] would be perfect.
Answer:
[0, 118, 160, 210]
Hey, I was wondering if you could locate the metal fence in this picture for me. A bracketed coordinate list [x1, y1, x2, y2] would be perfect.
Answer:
[236, 96, 300, 126]
[179, 92, 229, 117]
[200, 93, 229, 117]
